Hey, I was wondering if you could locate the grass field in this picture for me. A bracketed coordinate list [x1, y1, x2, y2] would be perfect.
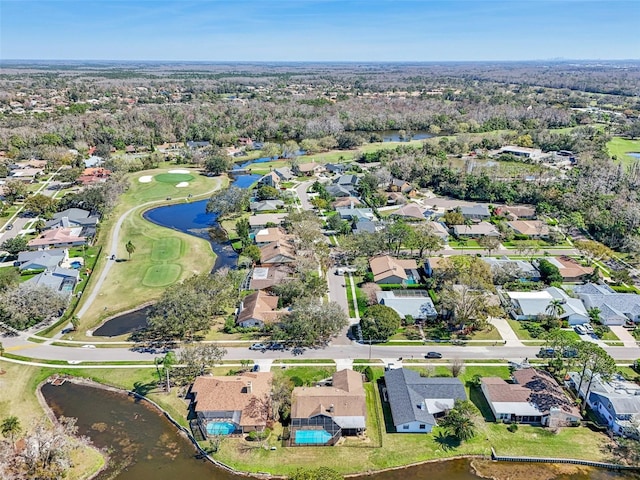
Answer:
[69, 167, 227, 336]
[154, 173, 195, 183]
[607, 137, 640, 166]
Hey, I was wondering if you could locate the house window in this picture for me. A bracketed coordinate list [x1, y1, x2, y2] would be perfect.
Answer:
[419, 424, 426, 430]
[403, 425, 409, 430]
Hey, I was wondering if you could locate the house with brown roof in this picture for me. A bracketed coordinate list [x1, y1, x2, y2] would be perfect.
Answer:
[508, 220, 549, 239]
[258, 171, 281, 188]
[539, 256, 594, 282]
[332, 196, 362, 209]
[296, 162, 325, 176]
[369, 255, 419, 285]
[28, 227, 87, 249]
[254, 227, 288, 246]
[452, 222, 500, 238]
[388, 178, 414, 194]
[236, 290, 283, 327]
[391, 203, 426, 221]
[190, 372, 273, 436]
[78, 167, 111, 186]
[260, 241, 296, 266]
[290, 369, 366, 445]
[249, 213, 289, 231]
[503, 205, 537, 220]
[248, 265, 292, 290]
[481, 368, 580, 427]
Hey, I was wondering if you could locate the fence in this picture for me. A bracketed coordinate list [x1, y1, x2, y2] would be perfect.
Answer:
[491, 448, 640, 471]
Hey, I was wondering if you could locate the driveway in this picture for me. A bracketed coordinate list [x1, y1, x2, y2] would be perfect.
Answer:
[610, 326, 638, 347]
[489, 317, 523, 347]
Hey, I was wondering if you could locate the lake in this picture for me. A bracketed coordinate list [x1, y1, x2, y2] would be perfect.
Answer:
[41, 382, 627, 480]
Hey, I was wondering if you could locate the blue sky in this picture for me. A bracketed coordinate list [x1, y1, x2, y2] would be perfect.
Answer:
[1, 0, 638, 61]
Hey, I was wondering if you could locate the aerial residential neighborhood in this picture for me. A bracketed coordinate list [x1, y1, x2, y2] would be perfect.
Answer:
[1, 3, 640, 477]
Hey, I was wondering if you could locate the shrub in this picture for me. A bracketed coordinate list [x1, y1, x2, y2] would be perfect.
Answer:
[507, 423, 519, 433]
[521, 321, 544, 338]
[594, 325, 610, 339]
[248, 428, 271, 441]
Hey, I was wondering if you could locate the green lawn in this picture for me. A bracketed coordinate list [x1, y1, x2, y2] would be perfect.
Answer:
[68, 168, 227, 336]
[279, 366, 336, 386]
[507, 319, 535, 340]
[607, 136, 640, 166]
[154, 173, 195, 183]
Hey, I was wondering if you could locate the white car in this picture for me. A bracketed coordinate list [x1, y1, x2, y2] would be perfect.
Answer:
[583, 323, 594, 334]
[81, 344, 96, 349]
[574, 325, 588, 335]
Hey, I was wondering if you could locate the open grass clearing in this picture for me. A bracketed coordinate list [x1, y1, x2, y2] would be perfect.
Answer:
[154, 172, 195, 183]
[607, 136, 640, 166]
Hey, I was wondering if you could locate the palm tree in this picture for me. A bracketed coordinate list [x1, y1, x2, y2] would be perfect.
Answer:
[125, 240, 136, 260]
[1, 416, 22, 451]
[545, 298, 565, 321]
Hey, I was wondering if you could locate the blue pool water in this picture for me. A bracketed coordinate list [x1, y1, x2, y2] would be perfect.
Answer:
[206, 422, 236, 435]
[70, 261, 82, 269]
[627, 152, 640, 159]
[294, 429, 332, 444]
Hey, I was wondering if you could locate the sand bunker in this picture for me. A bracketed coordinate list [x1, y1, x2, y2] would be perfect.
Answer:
[138, 175, 153, 183]
[175, 182, 189, 188]
[168, 169, 190, 174]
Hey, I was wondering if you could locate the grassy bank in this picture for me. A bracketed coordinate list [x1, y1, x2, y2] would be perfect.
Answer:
[607, 137, 640, 166]
[70, 168, 227, 335]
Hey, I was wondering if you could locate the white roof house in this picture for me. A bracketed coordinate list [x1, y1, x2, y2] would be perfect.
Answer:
[376, 290, 437, 320]
[574, 283, 640, 326]
[507, 287, 588, 325]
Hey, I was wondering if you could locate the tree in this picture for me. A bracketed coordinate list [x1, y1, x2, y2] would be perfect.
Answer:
[206, 186, 251, 219]
[235, 217, 250, 247]
[409, 223, 443, 257]
[204, 152, 231, 175]
[69, 315, 80, 331]
[360, 304, 401, 343]
[1, 236, 28, 256]
[175, 344, 227, 384]
[545, 298, 565, 321]
[588, 307, 602, 325]
[256, 185, 280, 201]
[243, 244, 261, 264]
[537, 258, 563, 285]
[0, 285, 67, 330]
[439, 399, 478, 442]
[478, 236, 500, 255]
[162, 351, 176, 392]
[543, 328, 578, 374]
[23, 194, 57, 216]
[125, 240, 135, 260]
[573, 343, 617, 407]
[273, 299, 348, 348]
[440, 283, 490, 331]
[2, 180, 27, 204]
[0, 268, 19, 292]
[442, 209, 465, 227]
[271, 374, 294, 422]
[1, 416, 21, 451]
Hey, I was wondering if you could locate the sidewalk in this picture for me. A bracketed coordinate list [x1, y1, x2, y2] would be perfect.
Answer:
[610, 326, 638, 347]
[489, 317, 524, 347]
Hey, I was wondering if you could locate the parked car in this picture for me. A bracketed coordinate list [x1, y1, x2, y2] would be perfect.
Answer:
[625, 320, 637, 329]
[563, 347, 578, 358]
[425, 351, 442, 359]
[249, 343, 267, 351]
[537, 347, 556, 358]
[268, 342, 285, 351]
[574, 325, 588, 335]
[5, 224, 13, 230]
[251, 364, 260, 372]
[81, 344, 96, 349]
[583, 323, 594, 334]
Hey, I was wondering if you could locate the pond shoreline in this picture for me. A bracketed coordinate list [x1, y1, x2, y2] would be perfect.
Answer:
[36, 375, 630, 480]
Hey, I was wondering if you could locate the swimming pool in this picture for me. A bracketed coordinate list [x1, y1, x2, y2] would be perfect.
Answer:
[70, 261, 82, 269]
[294, 429, 332, 445]
[206, 421, 236, 435]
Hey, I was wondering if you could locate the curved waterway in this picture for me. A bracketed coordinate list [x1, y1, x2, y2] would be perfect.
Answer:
[41, 382, 627, 480]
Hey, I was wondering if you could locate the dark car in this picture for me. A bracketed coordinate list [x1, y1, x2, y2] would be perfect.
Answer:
[251, 364, 260, 372]
[268, 343, 285, 351]
[537, 348, 556, 358]
[5, 224, 13, 230]
[425, 352, 442, 359]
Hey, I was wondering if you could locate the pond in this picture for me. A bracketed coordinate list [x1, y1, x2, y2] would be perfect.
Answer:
[93, 306, 152, 337]
[626, 152, 640, 159]
[41, 381, 627, 480]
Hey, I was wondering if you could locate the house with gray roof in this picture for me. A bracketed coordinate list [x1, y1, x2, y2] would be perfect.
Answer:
[250, 200, 285, 212]
[376, 290, 437, 320]
[45, 208, 99, 236]
[22, 266, 79, 295]
[326, 184, 355, 198]
[353, 220, 379, 235]
[333, 174, 360, 188]
[16, 248, 67, 271]
[336, 206, 374, 222]
[481, 256, 540, 282]
[566, 371, 640, 438]
[574, 283, 640, 326]
[453, 222, 499, 238]
[460, 205, 491, 220]
[384, 368, 466, 433]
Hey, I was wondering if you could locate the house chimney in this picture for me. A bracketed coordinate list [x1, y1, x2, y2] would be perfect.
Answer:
[328, 404, 334, 413]
[247, 381, 253, 394]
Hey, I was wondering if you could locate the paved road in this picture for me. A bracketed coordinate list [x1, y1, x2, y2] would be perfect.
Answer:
[75, 176, 224, 320]
[295, 180, 315, 211]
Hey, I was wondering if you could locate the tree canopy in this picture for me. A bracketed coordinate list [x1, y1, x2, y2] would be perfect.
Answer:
[273, 299, 348, 347]
[360, 304, 401, 342]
